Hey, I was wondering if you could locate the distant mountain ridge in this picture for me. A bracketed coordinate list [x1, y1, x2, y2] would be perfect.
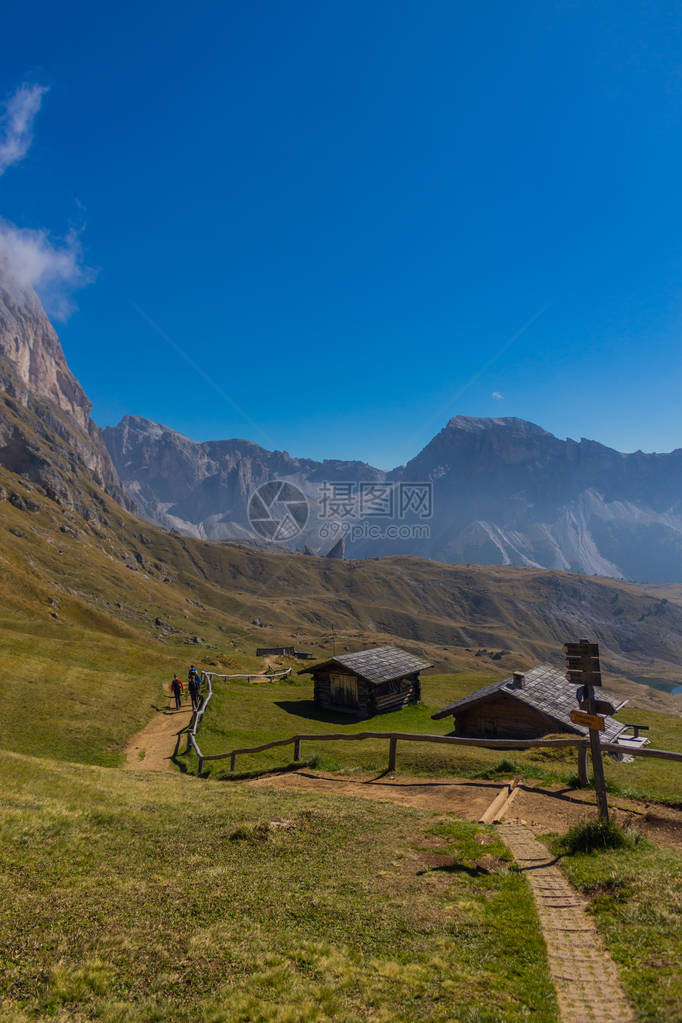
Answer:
[103, 413, 682, 583]
[1, 257, 681, 584]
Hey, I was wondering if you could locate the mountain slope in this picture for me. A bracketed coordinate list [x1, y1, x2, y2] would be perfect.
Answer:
[103, 414, 682, 582]
[1, 428, 681, 770]
[0, 269, 129, 510]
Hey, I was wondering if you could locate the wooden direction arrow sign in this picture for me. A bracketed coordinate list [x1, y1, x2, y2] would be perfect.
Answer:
[570, 709, 605, 731]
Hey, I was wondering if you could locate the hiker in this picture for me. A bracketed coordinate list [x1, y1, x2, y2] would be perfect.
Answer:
[170, 674, 183, 711]
[188, 669, 201, 710]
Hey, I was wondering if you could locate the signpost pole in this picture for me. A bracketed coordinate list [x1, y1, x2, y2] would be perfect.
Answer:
[564, 640, 610, 822]
[585, 680, 609, 823]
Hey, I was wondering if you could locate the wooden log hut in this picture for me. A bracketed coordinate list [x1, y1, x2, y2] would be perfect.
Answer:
[300, 645, 432, 718]
[431, 663, 636, 744]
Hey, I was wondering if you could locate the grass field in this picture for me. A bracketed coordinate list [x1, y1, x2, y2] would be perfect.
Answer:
[0, 751, 558, 1023]
[1, 453, 681, 1022]
[183, 672, 682, 804]
[545, 835, 682, 1022]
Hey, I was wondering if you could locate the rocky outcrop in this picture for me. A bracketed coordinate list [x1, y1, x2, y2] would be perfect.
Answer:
[0, 269, 130, 512]
[0, 273, 91, 430]
[326, 537, 345, 560]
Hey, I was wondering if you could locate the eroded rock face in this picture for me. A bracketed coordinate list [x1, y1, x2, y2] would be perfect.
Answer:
[0, 268, 131, 511]
[0, 274, 91, 430]
[102, 415, 384, 540]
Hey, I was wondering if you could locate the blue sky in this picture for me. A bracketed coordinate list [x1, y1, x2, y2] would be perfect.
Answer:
[2, 0, 682, 467]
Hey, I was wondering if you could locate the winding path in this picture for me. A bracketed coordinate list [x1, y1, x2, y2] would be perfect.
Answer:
[124, 701, 192, 770]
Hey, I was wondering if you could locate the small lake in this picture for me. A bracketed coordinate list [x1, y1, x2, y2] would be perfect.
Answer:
[673, 685, 682, 694]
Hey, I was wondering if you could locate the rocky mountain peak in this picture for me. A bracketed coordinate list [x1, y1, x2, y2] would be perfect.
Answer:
[0, 264, 130, 510]
[0, 269, 91, 431]
[444, 415, 551, 436]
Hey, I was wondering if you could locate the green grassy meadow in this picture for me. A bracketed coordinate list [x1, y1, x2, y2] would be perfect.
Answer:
[1, 460, 681, 1022]
[0, 751, 558, 1023]
[184, 671, 682, 805]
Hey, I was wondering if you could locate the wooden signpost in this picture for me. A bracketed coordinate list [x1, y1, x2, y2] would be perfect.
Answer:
[570, 709, 605, 731]
[564, 639, 610, 822]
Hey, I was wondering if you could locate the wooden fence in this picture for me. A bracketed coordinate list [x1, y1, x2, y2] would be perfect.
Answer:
[204, 667, 292, 684]
[185, 668, 291, 761]
[190, 727, 682, 777]
[185, 672, 213, 760]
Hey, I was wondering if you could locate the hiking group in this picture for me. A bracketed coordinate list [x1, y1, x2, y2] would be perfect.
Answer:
[170, 665, 202, 711]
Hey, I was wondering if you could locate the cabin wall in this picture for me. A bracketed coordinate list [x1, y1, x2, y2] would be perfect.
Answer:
[312, 670, 421, 717]
[453, 693, 560, 739]
[369, 673, 420, 715]
[313, 670, 370, 715]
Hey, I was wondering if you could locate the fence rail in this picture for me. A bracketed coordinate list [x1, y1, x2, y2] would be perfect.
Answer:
[203, 668, 292, 683]
[192, 728, 682, 776]
[185, 668, 292, 763]
[185, 672, 213, 760]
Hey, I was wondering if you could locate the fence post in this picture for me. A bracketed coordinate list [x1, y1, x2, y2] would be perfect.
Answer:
[388, 737, 398, 772]
[294, 738, 302, 761]
[577, 743, 589, 787]
[230, 752, 236, 773]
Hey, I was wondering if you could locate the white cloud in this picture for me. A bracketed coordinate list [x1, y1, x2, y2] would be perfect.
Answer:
[0, 82, 96, 319]
[0, 221, 97, 320]
[0, 83, 49, 176]
[492, 391, 504, 401]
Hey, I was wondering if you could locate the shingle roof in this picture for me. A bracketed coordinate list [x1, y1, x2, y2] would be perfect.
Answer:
[431, 663, 628, 742]
[300, 645, 432, 685]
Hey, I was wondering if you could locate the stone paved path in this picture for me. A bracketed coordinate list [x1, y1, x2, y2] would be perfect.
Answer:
[499, 822, 635, 1023]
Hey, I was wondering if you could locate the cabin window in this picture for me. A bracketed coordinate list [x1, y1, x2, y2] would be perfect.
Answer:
[330, 673, 358, 707]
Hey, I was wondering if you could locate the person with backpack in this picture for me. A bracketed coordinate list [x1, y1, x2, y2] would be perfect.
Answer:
[188, 667, 201, 710]
[170, 674, 184, 711]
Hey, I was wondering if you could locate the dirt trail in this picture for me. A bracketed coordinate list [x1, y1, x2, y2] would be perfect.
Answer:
[248, 770, 682, 847]
[124, 700, 192, 770]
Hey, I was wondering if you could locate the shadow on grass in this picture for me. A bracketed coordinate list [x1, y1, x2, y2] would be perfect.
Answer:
[212, 760, 310, 782]
[417, 862, 495, 878]
[274, 700, 360, 725]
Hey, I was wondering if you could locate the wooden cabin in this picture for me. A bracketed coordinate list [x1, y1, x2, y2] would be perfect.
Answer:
[432, 663, 632, 743]
[301, 645, 432, 718]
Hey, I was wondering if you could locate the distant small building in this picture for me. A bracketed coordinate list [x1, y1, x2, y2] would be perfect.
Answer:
[256, 646, 312, 659]
[431, 663, 632, 742]
[301, 644, 432, 717]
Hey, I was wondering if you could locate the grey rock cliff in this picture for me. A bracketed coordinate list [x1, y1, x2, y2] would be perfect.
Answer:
[0, 268, 130, 510]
